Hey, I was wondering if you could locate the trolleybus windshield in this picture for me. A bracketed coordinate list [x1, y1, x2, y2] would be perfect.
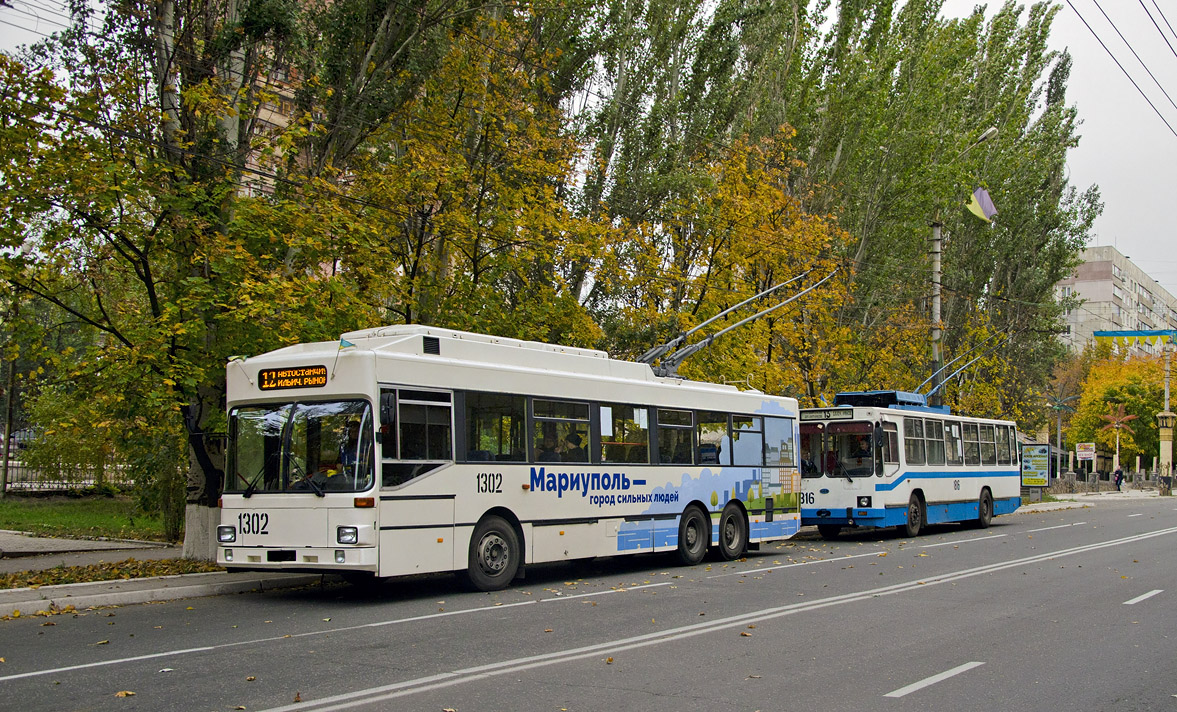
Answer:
[800, 420, 874, 478]
[228, 400, 375, 494]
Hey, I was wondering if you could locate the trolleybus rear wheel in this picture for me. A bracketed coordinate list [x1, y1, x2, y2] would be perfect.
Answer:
[975, 489, 993, 529]
[901, 494, 923, 538]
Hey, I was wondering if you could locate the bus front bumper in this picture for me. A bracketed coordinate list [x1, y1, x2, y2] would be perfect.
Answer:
[801, 507, 902, 529]
[217, 546, 378, 571]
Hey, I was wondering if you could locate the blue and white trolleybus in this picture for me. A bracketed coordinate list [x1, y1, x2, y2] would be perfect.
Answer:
[799, 391, 1021, 538]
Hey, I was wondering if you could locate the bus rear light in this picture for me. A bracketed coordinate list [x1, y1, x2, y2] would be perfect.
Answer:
[337, 526, 359, 544]
[217, 497, 223, 508]
[354, 497, 375, 508]
[217, 526, 237, 543]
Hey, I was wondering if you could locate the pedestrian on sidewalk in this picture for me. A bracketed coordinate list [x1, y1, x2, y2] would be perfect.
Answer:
[1114, 467, 1124, 492]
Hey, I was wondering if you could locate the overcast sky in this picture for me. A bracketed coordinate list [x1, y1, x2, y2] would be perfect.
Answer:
[2, 1, 1175, 291]
[939, 0, 1177, 294]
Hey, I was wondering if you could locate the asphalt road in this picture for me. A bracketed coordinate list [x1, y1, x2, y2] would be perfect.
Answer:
[2, 498, 1176, 712]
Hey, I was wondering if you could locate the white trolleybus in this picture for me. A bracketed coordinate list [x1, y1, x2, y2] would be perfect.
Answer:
[217, 325, 804, 590]
[798, 391, 1021, 538]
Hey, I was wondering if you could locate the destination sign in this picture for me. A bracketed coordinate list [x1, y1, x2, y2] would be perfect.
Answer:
[799, 408, 854, 421]
[258, 365, 328, 391]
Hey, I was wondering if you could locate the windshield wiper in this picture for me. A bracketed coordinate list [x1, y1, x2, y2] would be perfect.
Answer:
[285, 451, 325, 497]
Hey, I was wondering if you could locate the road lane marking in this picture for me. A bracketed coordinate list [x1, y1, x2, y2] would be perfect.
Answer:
[914, 535, 1007, 549]
[539, 581, 672, 601]
[1027, 522, 1087, 533]
[709, 534, 1008, 579]
[1129, 513, 1144, 518]
[707, 550, 885, 578]
[9, 525, 1177, 694]
[254, 526, 1177, 712]
[884, 662, 985, 698]
[1123, 589, 1164, 605]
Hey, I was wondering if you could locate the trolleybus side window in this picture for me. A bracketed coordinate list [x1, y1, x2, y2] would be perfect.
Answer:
[944, 420, 963, 465]
[382, 388, 453, 487]
[464, 392, 526, 462]
[798, 423, 822, 476]
[979, 424, 997, 465]
[697, 411, 731, 465]
[731, 415, 763, 466]
[532, 398, 590, 464]
[962, 422, 981, 465]
[904, 417, 926, 465]
[925, 419, 946, 465]
[658, 409, 694, 465]
[764, 417, 796, 469]
[600, 404, 650, 464]
[1008, 426, 1019, 464]
[882, 422, 899, 465]
[996, 425, 1011, 465]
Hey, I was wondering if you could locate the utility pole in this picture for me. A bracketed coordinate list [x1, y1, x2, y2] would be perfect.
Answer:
[928, 127, 997, 407]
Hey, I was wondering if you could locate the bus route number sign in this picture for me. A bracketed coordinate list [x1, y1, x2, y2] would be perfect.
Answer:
[259, 365, 328, 391]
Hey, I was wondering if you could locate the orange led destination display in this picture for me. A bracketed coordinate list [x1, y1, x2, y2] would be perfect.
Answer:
[258, 365, 328, 391]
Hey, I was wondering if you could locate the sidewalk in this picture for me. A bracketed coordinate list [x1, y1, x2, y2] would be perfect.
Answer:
[0, 530, 327, 617]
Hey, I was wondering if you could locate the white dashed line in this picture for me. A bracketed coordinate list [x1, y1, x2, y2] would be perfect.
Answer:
[884, 662, 986, 698]
[1123, 590, 1163, 605]
[1026, 522, 1086, 533]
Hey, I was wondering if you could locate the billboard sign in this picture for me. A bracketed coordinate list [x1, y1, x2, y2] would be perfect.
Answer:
[1021, 444, 1051, 487]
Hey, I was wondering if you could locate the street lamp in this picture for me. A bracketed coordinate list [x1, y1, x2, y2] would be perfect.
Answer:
[929, 126, 998, 407]
[1047, 393, 1078, 480]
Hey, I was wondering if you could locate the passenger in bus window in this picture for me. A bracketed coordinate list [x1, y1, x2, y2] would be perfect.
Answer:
[536, 435, 560, 462]
[561, 432, 587, 462]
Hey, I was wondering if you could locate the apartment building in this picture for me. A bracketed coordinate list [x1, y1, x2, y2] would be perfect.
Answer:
[1056, 245, 1177, 355]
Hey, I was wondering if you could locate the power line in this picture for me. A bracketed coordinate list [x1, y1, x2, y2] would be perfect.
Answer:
[1064, 0, 1177, 138]
[1091, 0, 1177, 114]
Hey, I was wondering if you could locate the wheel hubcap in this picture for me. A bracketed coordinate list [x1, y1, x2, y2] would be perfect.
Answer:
[478, 533, 508, 574]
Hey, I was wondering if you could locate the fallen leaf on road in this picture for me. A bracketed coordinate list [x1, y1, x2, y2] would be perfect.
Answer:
[96, 640, 110, 646]
[605, 657, 613, 664]
[158, 668, 173, 673]
[740, 631, 752, 637]
[544, 629, 553, 633]
[114, 691, 135, 697]
[293, 692, 302, 703]
[247, 676, 256, 682]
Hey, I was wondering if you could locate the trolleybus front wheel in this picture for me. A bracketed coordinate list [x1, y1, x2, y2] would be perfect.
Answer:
[717, 504, 748, 560]
[677, 506, 709, 565]
[467, 515, 520, 592]
[817, 524, 841, 540]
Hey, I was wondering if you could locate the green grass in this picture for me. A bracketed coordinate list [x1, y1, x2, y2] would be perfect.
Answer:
[0, 494, 170, 542]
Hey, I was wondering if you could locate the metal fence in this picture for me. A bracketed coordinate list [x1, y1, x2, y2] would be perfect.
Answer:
[0, 458, 134, 493]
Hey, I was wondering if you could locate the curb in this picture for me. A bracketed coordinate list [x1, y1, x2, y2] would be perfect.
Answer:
[2, 572, 328, 616]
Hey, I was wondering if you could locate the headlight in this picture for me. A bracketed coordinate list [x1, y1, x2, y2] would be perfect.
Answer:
[336, 526, 359, 544]
[217, 526, 237, 543]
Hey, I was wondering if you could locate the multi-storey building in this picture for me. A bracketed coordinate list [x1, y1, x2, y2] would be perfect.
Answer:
[1056, 245, 1177, 355]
